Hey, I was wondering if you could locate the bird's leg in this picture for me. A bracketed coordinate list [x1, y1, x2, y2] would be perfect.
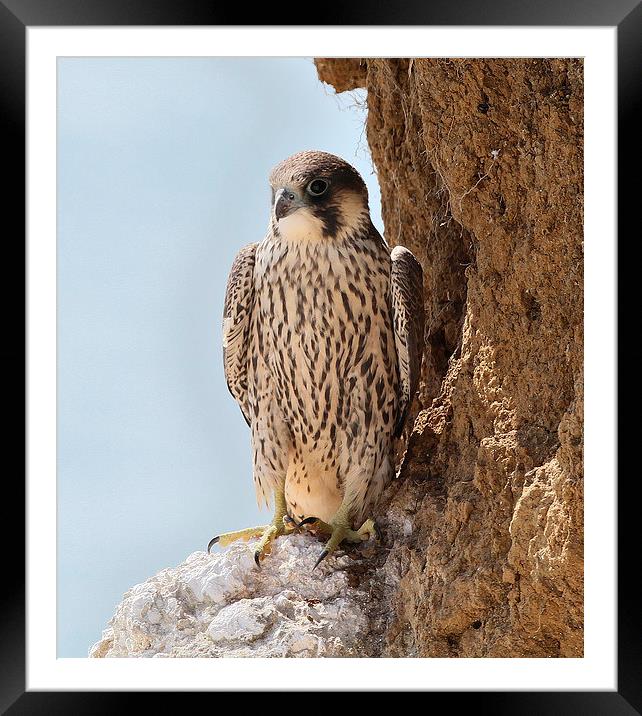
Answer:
[250, 488, 292, 566]
[299, 503, 379, 569]
[207, 486, 297, 566]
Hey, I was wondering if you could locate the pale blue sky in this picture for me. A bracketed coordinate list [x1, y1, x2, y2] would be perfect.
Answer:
[57, 57, 382, 657]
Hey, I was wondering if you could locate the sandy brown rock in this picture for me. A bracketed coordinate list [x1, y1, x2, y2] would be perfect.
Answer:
[314, 58, 367, 94]
[316, 58, 584, 657]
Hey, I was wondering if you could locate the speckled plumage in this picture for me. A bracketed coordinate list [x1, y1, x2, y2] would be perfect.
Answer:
[222, 151, 423, 529]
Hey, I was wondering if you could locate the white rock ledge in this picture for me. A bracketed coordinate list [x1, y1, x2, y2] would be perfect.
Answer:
[90, 533, 370, 658]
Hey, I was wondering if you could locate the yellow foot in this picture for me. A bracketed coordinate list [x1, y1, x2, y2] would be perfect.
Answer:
[299, 516, 379, 569]
[207, 514, 300, 567]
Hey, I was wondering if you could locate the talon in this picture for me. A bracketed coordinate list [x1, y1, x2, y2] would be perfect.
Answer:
[207, 536, 219, 553]
[283, 515, 300, 529]
[313, 549, 329, 570]
[373, 521, 382, 542]
[299, 517, 319, 528]
[254, 550, 262, 568]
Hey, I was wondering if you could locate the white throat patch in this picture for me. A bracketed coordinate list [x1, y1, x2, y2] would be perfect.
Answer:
[277, 193, 369, 243]
[277, 208, 325, 241]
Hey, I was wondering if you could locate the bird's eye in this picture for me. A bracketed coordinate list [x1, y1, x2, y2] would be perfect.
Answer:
[306, 179, 328, 197]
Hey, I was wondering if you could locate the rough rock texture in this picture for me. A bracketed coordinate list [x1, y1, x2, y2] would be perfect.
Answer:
[90, 534, 372, 658]
[314, 58, 584, 657]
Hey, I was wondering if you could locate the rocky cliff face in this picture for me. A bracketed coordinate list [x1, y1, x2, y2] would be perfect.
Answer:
[315, 58, 584, 657]
[93, 59, 583, 659]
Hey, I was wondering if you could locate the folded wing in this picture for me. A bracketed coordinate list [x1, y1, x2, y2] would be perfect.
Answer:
[390, 245, 425, 437]
[222, 243, 258, 426]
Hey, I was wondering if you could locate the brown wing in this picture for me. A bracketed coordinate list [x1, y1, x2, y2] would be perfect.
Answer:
[390, 245, 424, 437]
[222, 243, 258, 427]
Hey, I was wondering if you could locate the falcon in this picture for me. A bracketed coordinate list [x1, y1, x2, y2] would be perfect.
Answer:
[208, 150, 424, 568]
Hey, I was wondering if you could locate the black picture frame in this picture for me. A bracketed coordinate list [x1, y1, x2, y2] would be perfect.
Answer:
[5, 0, 634, 710]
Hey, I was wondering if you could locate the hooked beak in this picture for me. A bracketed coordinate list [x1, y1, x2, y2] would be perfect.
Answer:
[274, 188, 302, 221]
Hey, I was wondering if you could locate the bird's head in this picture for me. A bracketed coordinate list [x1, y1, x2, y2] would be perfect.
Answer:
[269, 151, 370, 241]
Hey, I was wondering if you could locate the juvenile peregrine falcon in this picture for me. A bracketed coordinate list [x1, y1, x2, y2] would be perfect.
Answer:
[208, 150, 423, 568]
